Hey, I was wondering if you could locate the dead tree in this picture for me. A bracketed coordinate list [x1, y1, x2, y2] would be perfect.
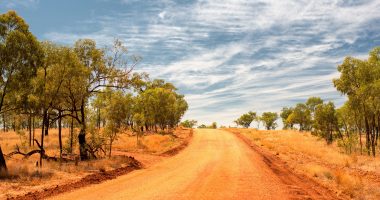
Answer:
[6, 139, 72, 162]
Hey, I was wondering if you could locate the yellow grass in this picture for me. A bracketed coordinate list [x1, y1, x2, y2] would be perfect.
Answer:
[114, 128, 191, 154]
[225, 128, 380, 200]
[0, 127, 192, 199]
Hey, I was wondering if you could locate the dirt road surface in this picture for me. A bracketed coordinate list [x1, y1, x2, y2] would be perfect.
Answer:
[50, 129, 337, 200]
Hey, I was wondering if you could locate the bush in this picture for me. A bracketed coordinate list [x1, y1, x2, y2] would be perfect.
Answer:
[337, 135, 359, 154]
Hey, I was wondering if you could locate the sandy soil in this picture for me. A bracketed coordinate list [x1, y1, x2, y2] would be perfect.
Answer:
[50, 129, 339, 200]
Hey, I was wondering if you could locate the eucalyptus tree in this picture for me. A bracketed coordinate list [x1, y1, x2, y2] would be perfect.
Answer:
[260, 112, 278, 130]
[287, 103, 312, 131]
[235, 111, 257, 128]
[30, 42, 81, 164]
[336, 102, 363, 154]
[306, 97, 324, 115]
[136, 86, 187, 131]
[0, 11, 42, 169]
[71, 39, 139, 160]
[314, 102, 338, 144]
[280, 107, 294, 129]
[0, 11, 42, 114]
[333, 48, 380, 156]
[180, 120, 198, 128]
[103, 89, 133, 157]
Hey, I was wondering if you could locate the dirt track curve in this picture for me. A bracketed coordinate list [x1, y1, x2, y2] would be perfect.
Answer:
[50, 129, 338, 200]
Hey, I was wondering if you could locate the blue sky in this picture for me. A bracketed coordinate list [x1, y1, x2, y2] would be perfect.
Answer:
[1, 0, 380, 127]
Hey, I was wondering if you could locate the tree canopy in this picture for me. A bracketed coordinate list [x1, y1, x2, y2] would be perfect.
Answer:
[234, 111, 257, 128]
[260, 112, 278, 130]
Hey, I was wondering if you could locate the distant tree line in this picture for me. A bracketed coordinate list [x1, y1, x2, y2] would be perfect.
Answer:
[234, 111, 278, 130]
[180, 120, 198, 128]
[0, 11, 188, 173]
[234, 47, 380, 157]
[197, 122, 217, 129]
[280, 47, 380, 157]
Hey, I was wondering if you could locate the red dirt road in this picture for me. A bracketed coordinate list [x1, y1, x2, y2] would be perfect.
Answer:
[50, 129, 337, 200]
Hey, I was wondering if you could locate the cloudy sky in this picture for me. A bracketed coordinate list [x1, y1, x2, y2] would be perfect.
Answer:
[1, 0, 380, 126]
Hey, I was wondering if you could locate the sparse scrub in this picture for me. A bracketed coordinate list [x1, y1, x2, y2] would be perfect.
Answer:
[304, 164, 333, 180]
[334, 170, 364, 198]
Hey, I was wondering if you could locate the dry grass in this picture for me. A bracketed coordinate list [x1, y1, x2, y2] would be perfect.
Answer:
[0, 127, 192, 199]
[225, 128, 380, 200]
[114, 128, 191, 154]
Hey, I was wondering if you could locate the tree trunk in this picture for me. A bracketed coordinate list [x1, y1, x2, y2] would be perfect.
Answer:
[365, 117, 371, 156]
[32, 116, 35, 146]
[359, 129, 363, 155]
[109, 135, 113, 158]
[78, 104, 88, 161]
[28, 114, 32, 147]
[44, 112, 49, 136]
[12, 116, 15, 132]
[40, 112, 46, 168]
[58, 110, 62, 161]
[372, 137, 376, 157]
[0, 145, 7, 175]
[70, 114, 74, 154]
[2, 113, 5, 132]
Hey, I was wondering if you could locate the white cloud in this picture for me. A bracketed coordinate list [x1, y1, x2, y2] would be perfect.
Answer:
[2, 0, 39, 9]
[39, 0, 380, 127]
[158, 11, 166, 19]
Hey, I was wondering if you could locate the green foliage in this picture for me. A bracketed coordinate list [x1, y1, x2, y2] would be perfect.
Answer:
[314, 102, 338, 144]
[333, 46, 380, 156]
[280, 107, 294, 129]
[281, 97, 323, 131]
[63, 129, 78, 154]
[306, 97, 324, 114]
[180, 120, 198, 128]
[211, 122, 217, 129]
[135, 83, 188, 130]
[288, 103, 312, 131]
[197, 124, 207, 128]
[0, 11, 42, 114]
[337, 133, 359, 155]
[235, 111, 256, 128]
[260, 112, 278, 130]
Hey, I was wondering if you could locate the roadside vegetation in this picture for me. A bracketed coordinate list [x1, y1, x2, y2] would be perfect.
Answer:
[235, 46, 380, 157]
[234, 111, 278, 130]
[0, 9, 189, 184]
[180, 120, 198, 128]
[230, 46, 380, 199]
[226, 128, 380, 199]
[279, 46, 380, 157]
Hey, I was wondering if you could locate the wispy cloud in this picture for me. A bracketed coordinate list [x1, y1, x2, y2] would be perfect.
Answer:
[14, 0, 380, 126]
[2, 0, 39, 9]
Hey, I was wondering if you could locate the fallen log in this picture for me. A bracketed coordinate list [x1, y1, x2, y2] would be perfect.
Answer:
[5, 139, 74, 162]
